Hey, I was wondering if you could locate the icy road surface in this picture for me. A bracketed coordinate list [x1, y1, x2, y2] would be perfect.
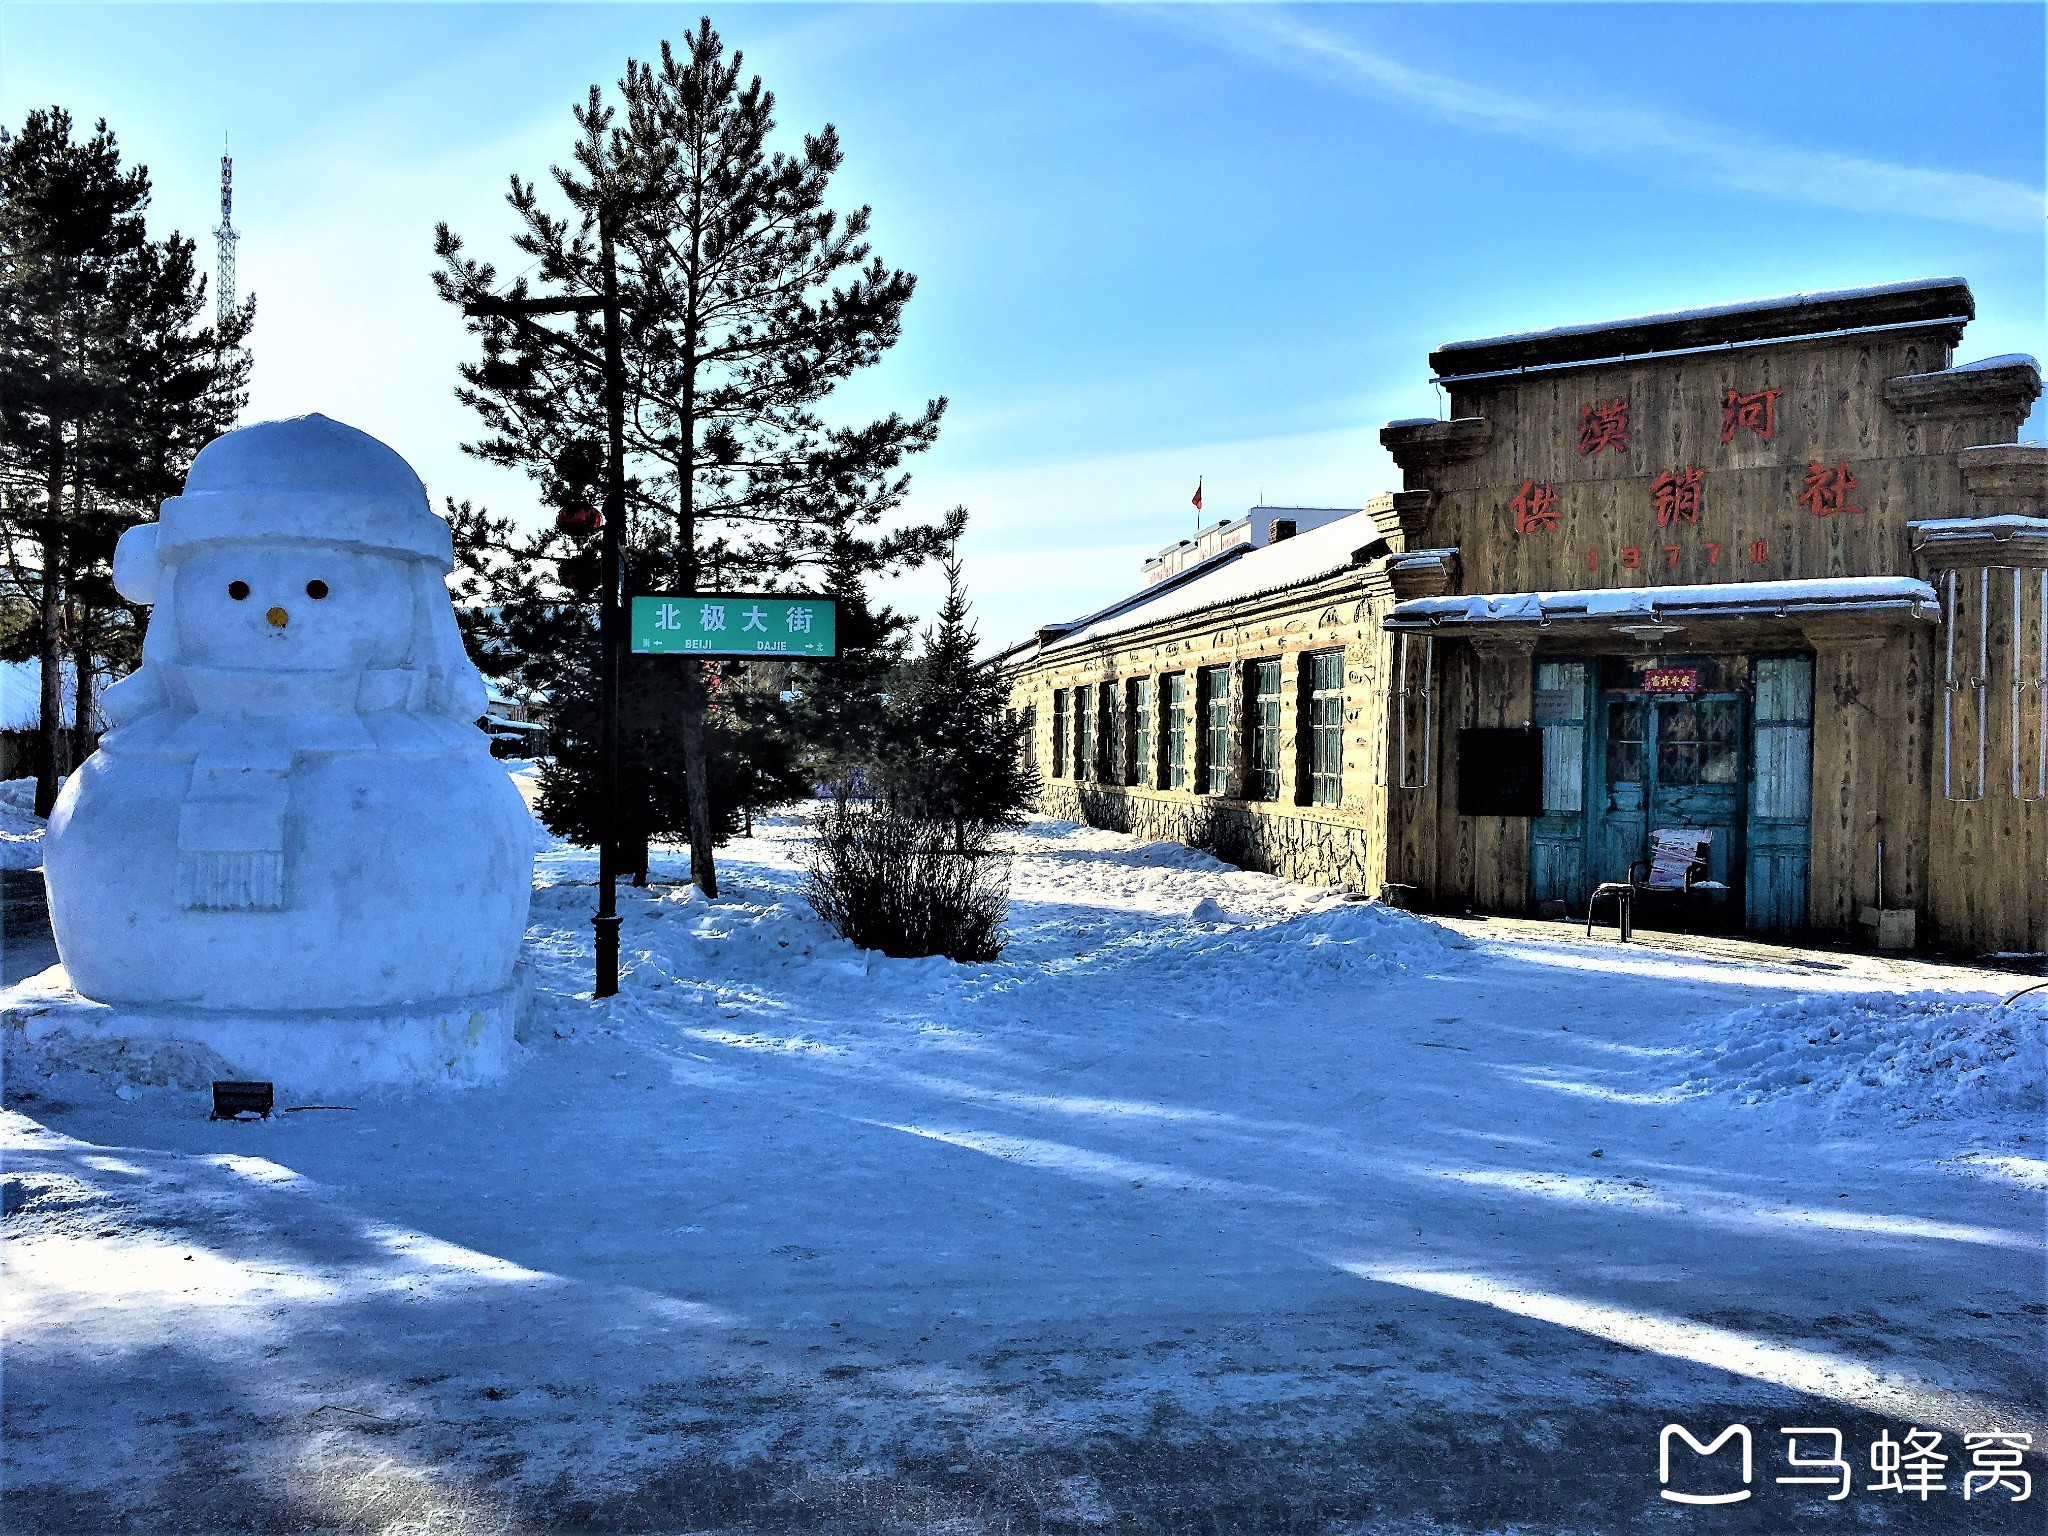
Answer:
[3, 810, 2043, 1534]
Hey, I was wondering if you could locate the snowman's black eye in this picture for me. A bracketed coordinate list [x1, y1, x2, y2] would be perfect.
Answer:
[228, 581, 250, 601]
[306, 580, 329, 600]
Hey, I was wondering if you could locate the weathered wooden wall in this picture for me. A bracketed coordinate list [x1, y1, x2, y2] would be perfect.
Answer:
[1805, 630, 1936, 933]
[1918, 562, 2048, 955]
[1381, 639, 1542, 915]
[1423, 330, 1971, 592]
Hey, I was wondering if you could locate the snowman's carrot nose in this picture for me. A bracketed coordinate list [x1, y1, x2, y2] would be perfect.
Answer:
[266, 606, 289, 629]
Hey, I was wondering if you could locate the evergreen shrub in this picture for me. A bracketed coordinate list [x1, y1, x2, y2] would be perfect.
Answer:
[805, 802, 1009, 962]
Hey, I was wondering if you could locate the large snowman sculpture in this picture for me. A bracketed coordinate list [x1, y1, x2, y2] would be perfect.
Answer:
[42, 415, 533, 1064]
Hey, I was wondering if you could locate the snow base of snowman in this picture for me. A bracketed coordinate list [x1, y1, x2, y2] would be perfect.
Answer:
[2, 964, 531, 1100]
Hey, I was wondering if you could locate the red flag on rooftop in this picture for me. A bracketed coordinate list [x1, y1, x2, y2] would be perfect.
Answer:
[1191, 477, 1203, 513]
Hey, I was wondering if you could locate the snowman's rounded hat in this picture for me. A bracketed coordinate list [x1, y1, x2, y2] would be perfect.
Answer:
[116, 415, 452, 604]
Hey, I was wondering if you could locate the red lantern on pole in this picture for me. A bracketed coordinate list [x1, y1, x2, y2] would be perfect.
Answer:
[556, 505, 603, 536]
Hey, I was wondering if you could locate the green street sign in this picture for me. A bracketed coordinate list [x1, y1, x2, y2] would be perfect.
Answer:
[630, 594, 838, 657]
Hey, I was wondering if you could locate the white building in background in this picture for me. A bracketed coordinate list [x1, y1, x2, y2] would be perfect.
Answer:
[1141, 505, 1357, 588]
[482, 679, 550, 756]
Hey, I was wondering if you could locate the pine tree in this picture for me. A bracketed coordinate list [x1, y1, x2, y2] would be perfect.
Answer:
[0, 107, 251, 814]
[784, 535, 916, 801]
[701, 665, 811, 840]
[882, 557, 1039, 852]
[536, 652, 810, 880]
[435, 20, 959, 897]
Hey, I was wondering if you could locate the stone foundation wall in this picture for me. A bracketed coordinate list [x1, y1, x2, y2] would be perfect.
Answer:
[1039, 783, 1380, 890]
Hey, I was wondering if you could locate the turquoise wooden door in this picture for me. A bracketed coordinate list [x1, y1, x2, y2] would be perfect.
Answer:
[1588, 686, 1745, 926]
[1530, 660, 1590, 909]
[1591, 695, 1651, 888]
[1746, 656, 1814, 933]
[1647, 694, 1744, 896]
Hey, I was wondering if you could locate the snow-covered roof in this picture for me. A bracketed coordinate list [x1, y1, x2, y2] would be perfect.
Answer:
[1429, 278, 1973, 382]
[1388, 577, 1940, 631]
[1910, 514, 2048, 540]
[1887, 354, 2042, 388]
[1388, 547, 1456, 573]
[1041, 509, 1382, 655]
[1435, 278, 1965, 359]
[1011, 545, 1253, 654]
[1942, 353, 2040, 374]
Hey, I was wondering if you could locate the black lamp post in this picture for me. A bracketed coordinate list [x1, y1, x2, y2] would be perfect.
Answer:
[463, 221, 627, 998]
[592, 221, 626, 998]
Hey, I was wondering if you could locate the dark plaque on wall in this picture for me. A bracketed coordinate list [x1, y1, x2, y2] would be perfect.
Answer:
[1457, 727, 1544, 817]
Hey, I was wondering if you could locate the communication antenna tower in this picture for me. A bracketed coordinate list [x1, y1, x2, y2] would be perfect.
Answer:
[212, 139, 239, 325]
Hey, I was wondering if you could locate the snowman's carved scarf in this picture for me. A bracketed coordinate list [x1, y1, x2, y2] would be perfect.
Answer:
[166, 665, 433, 911]
[177, 756, 292, 910]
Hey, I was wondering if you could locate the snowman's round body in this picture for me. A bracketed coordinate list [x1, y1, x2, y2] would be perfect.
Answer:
[41, 415, 533, 1038]
[48, 714, 531, 1013]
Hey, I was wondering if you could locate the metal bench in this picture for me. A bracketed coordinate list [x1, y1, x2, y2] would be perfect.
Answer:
[1586, 828, 1715, 941]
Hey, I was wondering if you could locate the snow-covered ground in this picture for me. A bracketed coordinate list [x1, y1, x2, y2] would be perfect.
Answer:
[3, 793, 2044, 1533]
[0, 776, 46, 871]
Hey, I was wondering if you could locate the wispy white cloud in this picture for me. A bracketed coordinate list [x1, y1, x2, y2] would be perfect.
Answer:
[1171, 8, 2044, 235]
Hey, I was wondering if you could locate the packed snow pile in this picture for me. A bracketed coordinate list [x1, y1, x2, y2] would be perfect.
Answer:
[997, 819, 1459, 994]
[1175, 895, 1457, 980]
[1017, 819, 1236, 872]
[505, 813, 1461, 1060]
[0, 776, 45, 869]
[2, 1001, 237, 1097]
[1678, 989, 2046, 1148]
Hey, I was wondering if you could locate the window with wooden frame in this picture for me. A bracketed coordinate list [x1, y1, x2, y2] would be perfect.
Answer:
[1097, 681, 1117, 782]
[1050, 690, 1066, 779]
[1165, 674, 1189, 789]
[1305, 650, 1344, 806]
[1657, 698, 1741, 787]
[1072, 685, 1093, 781]
[1247, 659, 1283, 801]
[1129, 678, 1154, 787]
[1199, 665, 1232, 795]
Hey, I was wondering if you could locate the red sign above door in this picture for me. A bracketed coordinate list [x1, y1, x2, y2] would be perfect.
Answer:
[1641, 667, 1701, 695]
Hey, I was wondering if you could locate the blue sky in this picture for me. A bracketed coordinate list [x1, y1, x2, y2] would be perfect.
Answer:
[5, 2, 2043, 646]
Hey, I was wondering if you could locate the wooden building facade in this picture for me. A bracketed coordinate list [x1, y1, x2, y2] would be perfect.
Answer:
[1004, 280, 2046, 955]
